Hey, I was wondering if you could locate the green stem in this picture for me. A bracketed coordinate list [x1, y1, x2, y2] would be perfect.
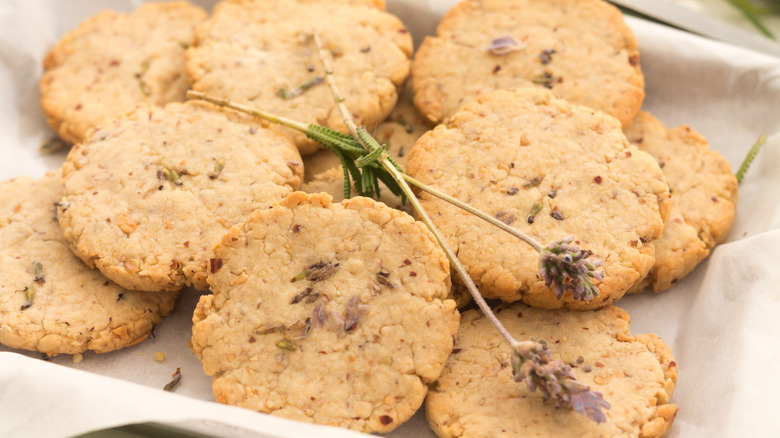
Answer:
[311, 32, 519, 347]
[736, 134, 767, 183]
[401, 174, 544, 252]
[725, 0, 775, 39]
[380, 157, 520, 346]
[186, 90, 310, 133]
[185, 89, 546, 254]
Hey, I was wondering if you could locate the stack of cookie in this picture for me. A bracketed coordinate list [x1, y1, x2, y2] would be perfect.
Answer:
[404, 0, 737, 436]
[1, 0, 740, 436]
[7, 0, 457, 435]
[2, 1, 212, 358]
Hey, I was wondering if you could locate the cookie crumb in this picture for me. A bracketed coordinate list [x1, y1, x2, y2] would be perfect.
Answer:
[154, 352, 166, 362]
[72, 353, 83, 363]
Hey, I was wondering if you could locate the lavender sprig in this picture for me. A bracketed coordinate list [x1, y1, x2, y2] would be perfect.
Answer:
[308, 32, 609, 423]
[185, 33, 610, 422]
[486, 35, 526, 55]
[187, 89, 605, 303]
[512, 340, 610, 422]
[539, 236, 604, 301]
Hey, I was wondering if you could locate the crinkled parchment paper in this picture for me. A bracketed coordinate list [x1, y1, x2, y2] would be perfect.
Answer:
[2, 1, 780, 437]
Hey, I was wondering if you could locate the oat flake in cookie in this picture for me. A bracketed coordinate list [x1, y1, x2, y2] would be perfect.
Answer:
[40, 2, 207, 145]
[407, 89, 671, 310]
[58, 101, 303, 292]
[624, 112, 738, 293]
[426, 304, 678, 438]
[186, 0, 413, 155]
[412, 0, 644, 126]
[0, 172, 178, 355]
[192, 192, 459, 433]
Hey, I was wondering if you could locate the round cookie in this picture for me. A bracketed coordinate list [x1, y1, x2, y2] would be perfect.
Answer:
[624, 112, 738, 293]
[40, 2, 207, 145]
[191, 192, 460, 433]
[426, 303, 678, 438]
[58, 101, 303, 292]
[412, 0, 644, 126]
[0, 172, 178, 355]
[186, 0, 413, 155]
[407, 88, 671, 310]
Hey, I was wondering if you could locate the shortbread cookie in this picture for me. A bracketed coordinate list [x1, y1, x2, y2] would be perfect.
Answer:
[624, 112, 738, 292]
[192, 192, 459, 433]
[412, 0, 643, 126]
[0, 172, 178, 355]
[426, 304, 678, 438]
[58, 101, 303, 292]
[186, 0, 413, 155]
[407, 89, 671, 310]
[40, 2, 207, 145]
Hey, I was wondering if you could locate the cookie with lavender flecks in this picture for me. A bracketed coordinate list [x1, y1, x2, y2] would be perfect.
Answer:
[0, 172, 178, 356]
[412, 0, 643, 126]
[426, 303, 678, 438]
[624, 112, 738, 293]
[407, 88, 671, 310]
[186, 0, 413, 155]
[192, 192, 459, 433]
[40, 2, 207, 145]
[58, 100, 303, 292]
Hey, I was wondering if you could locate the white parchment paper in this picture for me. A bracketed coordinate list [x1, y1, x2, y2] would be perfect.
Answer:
[2, 1, 780, 437]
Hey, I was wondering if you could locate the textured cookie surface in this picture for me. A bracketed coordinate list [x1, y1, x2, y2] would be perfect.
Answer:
[58, 101, 303, 292]
[186, 0, 413, 155]
[192, 192, 459, 433]
[40, 2, 207, 145]
[426, 304, 678, 438]
[624, 112, 738, 292]
[0, 172, 178, 355]
[407, 89, 671, 309]
[412, 0, 643, 126]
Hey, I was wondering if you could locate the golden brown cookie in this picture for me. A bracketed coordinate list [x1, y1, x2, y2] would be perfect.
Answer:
[0, 172, 178, 355]
[412, 0, 644, 126]
[40, 2, 207, 145]
[58, 101, 303, 292]
[192, 192, 459, 433]
[624, 112, 738, 292]
[186, 0, 413, 155]
[407, 88, 671, 310]
[426, 303, 678, 438]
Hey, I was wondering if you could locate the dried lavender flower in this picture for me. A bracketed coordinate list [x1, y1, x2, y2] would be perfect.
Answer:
[312, 302, 325, 329]
[511, 340, 610, 423]
[344, 295, 369, 332]
[538, 236, 603, 301]
[20, 286, 34, 311]
[487, 35, 526, 55]
[33, 261, 45, 284]
[279, 76, 324, 99]
[293, 261, 339, 282]
[163, 367, 182, 391]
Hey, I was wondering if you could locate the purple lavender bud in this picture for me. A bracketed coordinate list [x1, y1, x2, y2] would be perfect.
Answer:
[487, 35, 526, 55]
[511, 340, 610, 422]
[537, 236, 604, 301]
